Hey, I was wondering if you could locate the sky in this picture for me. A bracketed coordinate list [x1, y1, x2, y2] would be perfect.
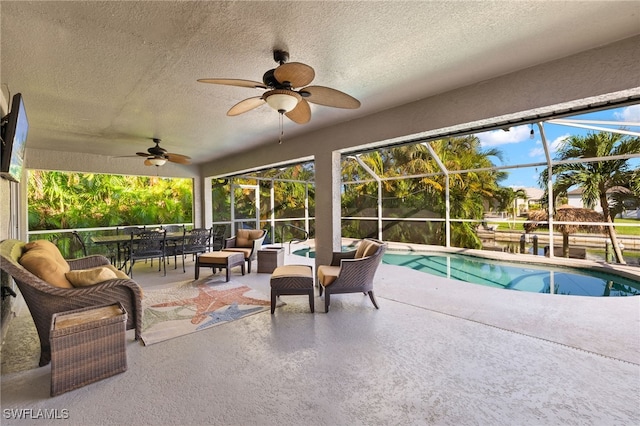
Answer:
[475, 104, 640, 189]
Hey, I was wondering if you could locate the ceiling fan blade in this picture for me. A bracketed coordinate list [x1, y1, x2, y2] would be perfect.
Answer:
[166, 153, 192, 165]
[274, 62, 315, 88]
[285, 99, 311, 124]
[227, 96, 265, 116]
[197, 78, 267, 89]
[301, 86, 361, 109]
[144, 159, 153, 166]
[136, 152, 149, 157]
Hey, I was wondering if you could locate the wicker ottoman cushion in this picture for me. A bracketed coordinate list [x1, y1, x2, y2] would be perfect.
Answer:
[198, 251, 242, 265]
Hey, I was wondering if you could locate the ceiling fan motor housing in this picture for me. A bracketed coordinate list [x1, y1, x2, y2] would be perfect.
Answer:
[262, 69, 280, 88]
[148, 146, 167, 156]
[273, 49, 289, 65]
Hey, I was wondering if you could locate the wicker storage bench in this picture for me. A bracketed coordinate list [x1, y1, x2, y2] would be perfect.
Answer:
[257, 247, 285, 273]
[50, 303, 127, 396]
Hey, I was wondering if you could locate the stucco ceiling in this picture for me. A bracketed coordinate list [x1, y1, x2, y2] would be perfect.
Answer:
[2, 1, 639, 166]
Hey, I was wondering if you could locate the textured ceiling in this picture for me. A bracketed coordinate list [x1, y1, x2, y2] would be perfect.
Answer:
[2, 1, 639, 165]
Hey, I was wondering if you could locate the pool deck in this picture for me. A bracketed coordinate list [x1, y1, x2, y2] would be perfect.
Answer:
[302, 239, 640, 364]
[1, 245, 638, 425]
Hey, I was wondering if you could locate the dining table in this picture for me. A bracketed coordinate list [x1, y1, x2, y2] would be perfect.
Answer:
[90, 231, 186, 269]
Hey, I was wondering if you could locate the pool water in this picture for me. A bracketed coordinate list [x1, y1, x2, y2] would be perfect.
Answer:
[293, 248, 640, 297]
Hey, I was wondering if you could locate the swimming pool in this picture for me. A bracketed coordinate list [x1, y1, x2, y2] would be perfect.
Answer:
[293, 248, 640, 297]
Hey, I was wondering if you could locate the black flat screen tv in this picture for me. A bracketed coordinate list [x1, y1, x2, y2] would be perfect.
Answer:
[1, 93, 29, 182]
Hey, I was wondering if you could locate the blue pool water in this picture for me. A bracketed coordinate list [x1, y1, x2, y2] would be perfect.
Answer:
[293, 249, 640, 297]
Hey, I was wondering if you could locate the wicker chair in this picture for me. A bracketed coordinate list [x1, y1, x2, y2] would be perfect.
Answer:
[317, 238, 387, 312]
[0, 239, 143, 366]
[222, 229, 267, 273]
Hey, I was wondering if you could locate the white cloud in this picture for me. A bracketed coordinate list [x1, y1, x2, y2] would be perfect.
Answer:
[528, 134, 570, 158]
[477, 125, 531, 147]
[614, 104, 640, 122]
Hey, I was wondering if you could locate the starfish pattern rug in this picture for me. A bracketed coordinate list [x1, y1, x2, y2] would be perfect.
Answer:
[141, 278, 279, 345]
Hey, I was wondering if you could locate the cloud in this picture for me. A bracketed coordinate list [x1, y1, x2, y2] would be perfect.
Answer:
[528, 134, 570, 158]
[477, 125, 531, 147]
[614, 104, 640, 122]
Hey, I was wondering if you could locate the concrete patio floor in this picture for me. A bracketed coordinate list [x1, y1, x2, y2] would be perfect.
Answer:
[1, 250, 639, 425]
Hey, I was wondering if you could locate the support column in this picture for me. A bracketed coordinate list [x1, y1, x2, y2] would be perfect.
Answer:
[197, 176, 209, 229]
[314, 151, 342, 269]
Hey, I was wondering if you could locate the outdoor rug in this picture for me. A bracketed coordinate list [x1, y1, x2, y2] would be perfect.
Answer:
[141, 278, 279, 345]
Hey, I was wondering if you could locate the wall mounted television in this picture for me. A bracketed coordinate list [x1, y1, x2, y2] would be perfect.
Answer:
[1, 93, 29, 182]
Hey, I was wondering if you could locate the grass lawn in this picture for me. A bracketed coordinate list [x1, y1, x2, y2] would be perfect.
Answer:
[487, 217, 640, 236]
[615, 218, 640, 236]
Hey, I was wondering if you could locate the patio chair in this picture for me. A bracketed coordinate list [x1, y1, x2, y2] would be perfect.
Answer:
[317, 238, 387, 312]
[161, 225, 185, 265]
[210, 225, 226, 251]
[124, 229, 167, 277]
[51, 231, 87, 259]
[170, 227, 211, 272]
[222, 229, 267, 273]
[113, 226, 144, 268]
[0, 239, 143, 366]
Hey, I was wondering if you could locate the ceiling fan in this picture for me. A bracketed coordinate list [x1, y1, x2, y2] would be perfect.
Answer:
[135, 138, 191, 167]
[197, 50, 360, 125]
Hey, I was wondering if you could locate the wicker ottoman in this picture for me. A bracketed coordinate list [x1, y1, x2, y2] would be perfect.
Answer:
[195, 251, 245, 281]
[50, 303, 127, 397]
[270, 265, 314, 314]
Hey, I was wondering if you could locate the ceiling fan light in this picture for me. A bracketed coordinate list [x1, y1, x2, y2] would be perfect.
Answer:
[148, 157, 167, 166]
[264, 90, 301, 113]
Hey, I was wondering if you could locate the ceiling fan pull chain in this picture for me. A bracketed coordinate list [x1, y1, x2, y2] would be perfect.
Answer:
[279, 112, 284, 144]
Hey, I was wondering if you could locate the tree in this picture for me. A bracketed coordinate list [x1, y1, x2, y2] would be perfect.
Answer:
[539, 131, 640, 264]
[494, 187, 528, 228]
[340, 137, 504, 248]
[28, 171, 193, 231]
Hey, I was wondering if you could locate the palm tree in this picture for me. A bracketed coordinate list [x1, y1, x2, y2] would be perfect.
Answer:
[540, 131, 640, 264]
[28, 171, 193, 231]
[340, 137, 503, 247]
[494, 187, 528, 228]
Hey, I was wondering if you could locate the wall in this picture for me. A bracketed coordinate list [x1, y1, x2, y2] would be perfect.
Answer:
[1, 87, 19, 341]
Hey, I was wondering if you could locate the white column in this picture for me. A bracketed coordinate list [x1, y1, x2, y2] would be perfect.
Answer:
[314, 150, 342, 269]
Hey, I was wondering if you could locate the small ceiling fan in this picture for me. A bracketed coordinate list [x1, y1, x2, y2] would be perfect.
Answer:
[197, 50, 360, 124]
[135, 138, 191, 167]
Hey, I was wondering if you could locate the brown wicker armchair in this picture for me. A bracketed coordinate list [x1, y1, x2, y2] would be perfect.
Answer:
[0, 239, 143, 366]
[317, 238, 387, 312]
[222, 229, 267, 273]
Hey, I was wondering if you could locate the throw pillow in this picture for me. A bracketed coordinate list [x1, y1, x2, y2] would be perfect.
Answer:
[66, 266, 118, 287]
[20, 240, 73, 288]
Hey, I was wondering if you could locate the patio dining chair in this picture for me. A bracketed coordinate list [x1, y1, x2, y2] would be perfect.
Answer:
[161, 225, 185, 264]
[51, 231, 88, 260]
[114, 226, 144, 268]
[170, 227, 211, 272]
[124, 229, 167, 277]
[210, 225, 226, 251]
